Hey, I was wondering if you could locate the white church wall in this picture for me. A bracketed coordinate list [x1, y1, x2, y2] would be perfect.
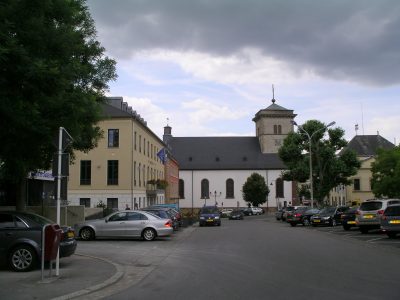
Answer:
[178, 169, 292, 210]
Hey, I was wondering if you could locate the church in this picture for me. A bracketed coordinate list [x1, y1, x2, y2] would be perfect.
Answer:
[163, 99, 298, 211]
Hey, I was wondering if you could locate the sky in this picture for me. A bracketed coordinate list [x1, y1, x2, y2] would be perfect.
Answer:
[87, 0, 400, 145]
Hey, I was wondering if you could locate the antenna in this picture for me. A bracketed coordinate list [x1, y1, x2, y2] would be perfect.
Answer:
[361, 103, 365, 135]
[272, 84, 275, 103]
[355, 124, 359, 136]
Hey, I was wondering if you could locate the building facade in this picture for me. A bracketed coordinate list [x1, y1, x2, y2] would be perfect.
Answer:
[68, 97, 167, 210]
[164, 100, 297, 211]
[330, 135, 395, 206]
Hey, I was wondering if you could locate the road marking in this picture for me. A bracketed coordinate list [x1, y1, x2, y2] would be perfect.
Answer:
[367, 237, 385, 243]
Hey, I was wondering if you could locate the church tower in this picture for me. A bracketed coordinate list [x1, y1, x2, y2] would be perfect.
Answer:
[253, 98, 296, 154]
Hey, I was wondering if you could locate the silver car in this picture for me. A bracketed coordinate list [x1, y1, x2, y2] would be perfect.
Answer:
[74, 210, 174, 241]
[380, 204, 400, 238]
[356, 199, 400, 233]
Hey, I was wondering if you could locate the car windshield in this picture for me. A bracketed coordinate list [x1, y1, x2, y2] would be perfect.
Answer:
[201, 207, 218, 214]
[20, 212, 53, 226]
[360, 201, 382, 211]
[320, 207, 336, 214]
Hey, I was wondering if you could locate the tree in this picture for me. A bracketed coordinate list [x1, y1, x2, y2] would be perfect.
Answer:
[0, 0, 117, 209]
[242, 173, 269, 207]
[279, 120, 360, 204]
[371, 146, 400, 198]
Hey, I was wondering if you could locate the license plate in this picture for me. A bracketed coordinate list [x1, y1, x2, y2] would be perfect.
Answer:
[67, 232, 75, 238]
[389, 220, 400, 224]
[313, 220, 321, 223]
[206, 219, 214, 222]
[363, 215, 374, 219]
[347, 221, 356, 225]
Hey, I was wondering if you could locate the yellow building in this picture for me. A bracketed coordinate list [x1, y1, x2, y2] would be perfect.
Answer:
[330, 135, 395, 206]
[68, 97, 166, 210]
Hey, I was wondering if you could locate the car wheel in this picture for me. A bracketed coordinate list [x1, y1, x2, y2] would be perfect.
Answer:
[142, 228, 156, 241]
[343, 225, 351, 231]
[360, 227, 369, 234]
[290, 222, 297, 227]
[217, 222, 221, 226]
[80, 227, 95, 241]
[387, 232, 397, 239]
[9, 245, 37, 272]
[312, 224, 317, 227]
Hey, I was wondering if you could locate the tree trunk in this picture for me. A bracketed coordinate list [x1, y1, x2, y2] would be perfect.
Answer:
[15, 179, 27, 211]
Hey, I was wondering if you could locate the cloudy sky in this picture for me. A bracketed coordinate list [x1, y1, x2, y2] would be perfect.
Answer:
[87, 0, 400, 145]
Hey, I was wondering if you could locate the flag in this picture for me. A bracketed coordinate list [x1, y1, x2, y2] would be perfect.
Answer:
[157, 148, 167, 164]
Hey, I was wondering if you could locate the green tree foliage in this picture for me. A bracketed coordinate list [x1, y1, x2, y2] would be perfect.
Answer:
[0, 0, 117, 203]
[371, 146, 400, 198]
[242, 173, 269, 207]
[279, 120, 360, 204]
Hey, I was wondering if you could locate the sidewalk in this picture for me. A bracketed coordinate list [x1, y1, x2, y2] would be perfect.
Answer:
[0, 253, 123, 300]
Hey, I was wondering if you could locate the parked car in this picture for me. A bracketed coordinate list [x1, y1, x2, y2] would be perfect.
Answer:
[74, 210, 174, 241]
[140, 208, 179, 231]
[356, 199, 400, 233]
[341, 207, 359, 230]
[150, 205, 182, 227]
[199, 206, 221, 226]
[302, 208, 320, 226]
[310, 206, 348, 226]
[275, 208, 284, 220]
[380, 204, 400, 238]
[285, 206, 308, 223]
[229, 209, 244, 220]
[220, 208, 233, 218]
[242, 207, 253, 216]
[251, 207, 263, 215]
[286, 206, 310, 226]
[0, 211, 77, 272]
[281, 206, 295, 221]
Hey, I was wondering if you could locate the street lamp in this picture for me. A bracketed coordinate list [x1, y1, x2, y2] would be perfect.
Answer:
[210, 190, 222, 206]
[291, 121, 336, 208]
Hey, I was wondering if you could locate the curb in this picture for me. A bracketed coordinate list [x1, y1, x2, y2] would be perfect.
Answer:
[50, 254, 124, 300]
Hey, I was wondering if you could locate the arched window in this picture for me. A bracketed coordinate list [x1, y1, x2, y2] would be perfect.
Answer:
[276, 178, 284, 198]
[226, 179, 234, 198]
[201, 179, 209, 199]
[179, 179, 185, 199]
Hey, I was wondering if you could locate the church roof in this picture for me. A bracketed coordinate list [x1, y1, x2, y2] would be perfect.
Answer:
[343, 135, 395, 156]
[168, 136, 286, 170]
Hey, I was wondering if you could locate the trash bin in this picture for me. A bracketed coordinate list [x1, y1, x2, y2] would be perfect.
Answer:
[44, 224, 62, 261]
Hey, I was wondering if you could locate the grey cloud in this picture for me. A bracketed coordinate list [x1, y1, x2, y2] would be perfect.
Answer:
[87, 0, 400, 85]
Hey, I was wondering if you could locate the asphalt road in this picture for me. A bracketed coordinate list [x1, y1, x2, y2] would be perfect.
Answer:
[75, 215, 400, 300]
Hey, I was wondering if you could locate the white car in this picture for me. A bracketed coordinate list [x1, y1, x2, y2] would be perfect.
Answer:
[220, 208, 233, 217]
[74, 210, 174, 241]
[251, 207, 263, 215]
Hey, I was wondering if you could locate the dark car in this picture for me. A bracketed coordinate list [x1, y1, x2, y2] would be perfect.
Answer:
[199, 206, 221, 226]
[0, 211, 77, 272]
[242, 207, 253, 216]
[140, 208, 178, 231]
[286, 206, 310, 227]
[281, 206, 295, 221]
[341, 207, 359, 230]
[380, 204, 400, 238]
[310, 206, 348, 227]
[275, 208, 284, 220]
[301, 208, 320, 226]
[229, 209, 244, 220]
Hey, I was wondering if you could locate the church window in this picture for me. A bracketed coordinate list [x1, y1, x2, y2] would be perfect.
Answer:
[201, 179, 209, 199]
[226, 179, 234, 198]
[276, 178, 284, 198]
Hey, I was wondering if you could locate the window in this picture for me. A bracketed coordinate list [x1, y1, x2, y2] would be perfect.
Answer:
[273, 125, 282, 134]
[0, 213, 14, 228]
[179, 179, 185, 199]
[144, 138, 146, 155]
[226, 179, 234, 198]
[134, 161, 137, 186]
[107, 198, 118, 209]
[201, 179, 209, 199]
[138, 163, 141, 187]
[276, 178, 284, 198]
[134, 132, 137, 150]
[353, 179, 360, 191]
[80, 160, 91, 185]
[107, 160, 118, 185]
[108, 211, 125, 221]
[147, 141, 150, 157]
[139, 135, 142, 152]
[108, 129, 119, 147]
[80, 198, 91, 208]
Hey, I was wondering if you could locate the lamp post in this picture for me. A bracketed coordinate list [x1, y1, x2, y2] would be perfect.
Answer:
[210, 190, 222, 206]
[291, 121, 335, 208]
